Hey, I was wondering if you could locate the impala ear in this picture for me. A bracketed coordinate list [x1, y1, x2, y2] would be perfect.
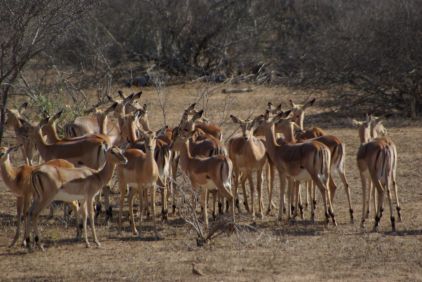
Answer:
[351, 119, 364, 127]
[117, 90, 125, 99]
[123, 93, 135, 105]
[105, 102, 119, 114]
[186, 103, 196, 112]
[133, 91, 142, 100]
[303, 98, 316, 109]
[106, 94, 116, 102]
[264, 110, 271, 121]
[18, 102, 29, 114]
[192, 110, 203, 121]
[289, 99, 296, 108]
[282, 110, 292, 118]
[142, 103, 148, 112]
[50, 109, 64, 122]
[229, 114, 242, 124]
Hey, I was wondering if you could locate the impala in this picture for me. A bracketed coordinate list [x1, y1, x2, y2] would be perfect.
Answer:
[256, 110, 336, 224]
[228, 115, 268, 220]
[117, 130, 160, 237]
[353, 116, 400, 231]
[63, 91, 142, 145]
[175, 110, 234, 230]
[0, 146, 76, 247]
[118, 110, 170, 222]
[5, 103, 37, 165]
[274, 116, 354, 223]
[27, 146, 127, 250]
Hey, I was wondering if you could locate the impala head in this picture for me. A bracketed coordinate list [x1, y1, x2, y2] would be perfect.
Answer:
[108, 146, 128, 165]
[230, 115, 258, 141]
[138, 130, 157, 152]
[180, 109, 204, 134]
[352, 116, 372, 143]
[266, 102, 282, 116]
[273, 114, 299, 136]
[289, 98, 315, 129]
[5, 102, 28, 129]
[371, 118, 387, 138]
[0, 145, 21, 161]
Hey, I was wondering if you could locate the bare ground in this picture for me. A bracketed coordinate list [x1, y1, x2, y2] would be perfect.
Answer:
[1, 83, 422, 281]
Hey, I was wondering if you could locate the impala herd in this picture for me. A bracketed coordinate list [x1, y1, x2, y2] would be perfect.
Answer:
[0, 91, 401, 251]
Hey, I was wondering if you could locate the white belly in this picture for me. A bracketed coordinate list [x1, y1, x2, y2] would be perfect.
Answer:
[54, 190, 85, 202]
[293, 169, 311, 182]
[201, 179, 217, 191]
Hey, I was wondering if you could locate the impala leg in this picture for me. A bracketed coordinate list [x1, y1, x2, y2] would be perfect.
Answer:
[372, 181, 377, 219]
[393, 177, 401, 222]
[257, 169, 264, 219]
[22, 194, 31, 247]
[27, 195, 54, 251]
[80, 202, 89, 248]
[88, 198, 100, 247]
[171, 156, 179, 215]
[372, 180, 385, 232]
[305, 181, 311, 210]
[241, 174, 249, 213]
[233, 170, 242, 213]
[360, 172, 368, 228]
[248, 174, 256, 220]
[161, 179, 168, 221]
[338, 169, 353, 223]
[278, 173, 287, 221]
[200, 188, 209, 231]
[386, 181, 396, 232]
[10, 197, 23, 248]
[297, 182, 304, 219]
[128, 188, 138, 236]
[118, 182, 126, 234]
[151, 184, 159, 239]
[366, 179, 372, 219]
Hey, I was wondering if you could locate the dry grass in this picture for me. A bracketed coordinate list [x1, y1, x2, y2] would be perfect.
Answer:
[1, 83, 422, 281]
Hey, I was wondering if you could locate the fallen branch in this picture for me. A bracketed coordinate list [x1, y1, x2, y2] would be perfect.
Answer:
[222, 87, 253, 94]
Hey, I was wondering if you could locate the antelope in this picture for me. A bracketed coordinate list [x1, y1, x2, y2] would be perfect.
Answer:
[170, 105, 226, 215]
[27, 116, 111, 169]
[41, 105, 118, 219]
[42, 103, 118, 144]
[256, 110, 336, 224]
[63, 91, 142, 145]
[118, 109, 170, 220]
[27, 146, 127, 250]
[117, 130, 160, 237]
[5, 102, 37, 165]
[353, 116, 400, 231]
[182, 103, 223, 140]
[174, 110, 234, 230]
[0, 145, 76, 247]
[228, 115, 268, 220]
[274, 115, 354, 222]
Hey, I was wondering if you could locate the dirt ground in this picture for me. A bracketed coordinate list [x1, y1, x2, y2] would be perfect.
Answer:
[1, 83, 422, 281]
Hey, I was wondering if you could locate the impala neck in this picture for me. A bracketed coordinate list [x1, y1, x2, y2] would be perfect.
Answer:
[282, 123, 297, 144]
[97, 114, 108, 135]
[34, 127, 50, 160]
[96, 157, 117, 187]
[128, 120, 138, 144]
[44, 123, 61, 143]
[0, 156, 19, 194]
[263, 123, 281, 158]
[359, 125, 372, 144]
[179, 139, 193, 173]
